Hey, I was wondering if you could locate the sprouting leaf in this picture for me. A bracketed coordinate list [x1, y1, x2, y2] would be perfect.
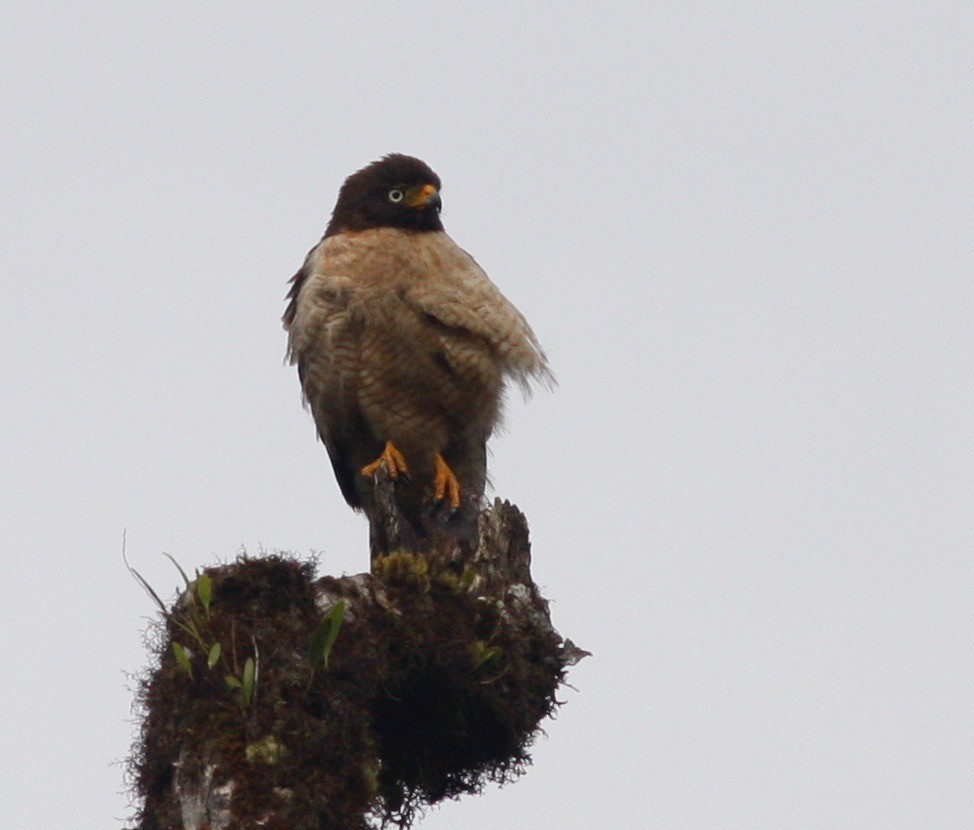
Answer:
[241, 657, 256, 707]
[251, 638, 260, 700]
[309, 600, 346, 672]
[308, 627, 325, 667]
[123, 553, 167, 615]
[172, 618, 207, 652]
[172, 642, 194, 680]
[161, 552, 191, 589]
[225, 675, 242, 689]
[323, 600, 346, 666]
[196, 574, 213, 613]
[207, 642, 221, 669]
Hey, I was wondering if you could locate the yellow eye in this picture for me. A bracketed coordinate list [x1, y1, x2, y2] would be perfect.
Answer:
[388, 188, 404, 203]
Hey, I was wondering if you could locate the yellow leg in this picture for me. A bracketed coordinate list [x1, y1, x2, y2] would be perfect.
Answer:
[361, 441, 409, 480]
[433, 454, 462, 510]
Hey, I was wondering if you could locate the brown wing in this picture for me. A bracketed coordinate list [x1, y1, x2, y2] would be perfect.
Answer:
[400, 239, 554, 395]
[393, 234, 553, 531]
[285, 250, 377, 508]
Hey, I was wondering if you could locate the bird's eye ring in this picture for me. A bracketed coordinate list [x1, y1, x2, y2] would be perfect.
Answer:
[388, 188, 404, 203]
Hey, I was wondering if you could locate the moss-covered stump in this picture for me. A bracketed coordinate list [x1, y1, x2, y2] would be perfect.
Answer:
[129, 499, 586, 829]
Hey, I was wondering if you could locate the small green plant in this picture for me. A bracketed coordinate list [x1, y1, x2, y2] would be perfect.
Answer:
[171, 642, 194, 680]
[126, 546, 257, 709]
[307, 599, 346, 686]
[126, 550, 209, 653]
[225, 656, 257, 708]
[195, 573, 213, 618]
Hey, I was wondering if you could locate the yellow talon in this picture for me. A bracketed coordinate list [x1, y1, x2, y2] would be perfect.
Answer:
[433, 454, 462, 510]
[361, 441, 409, 480]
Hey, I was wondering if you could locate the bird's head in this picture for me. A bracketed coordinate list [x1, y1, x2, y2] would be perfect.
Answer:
[325, 154, 444, 236]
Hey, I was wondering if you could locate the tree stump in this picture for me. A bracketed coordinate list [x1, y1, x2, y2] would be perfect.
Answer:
[129, 474, 587, 829]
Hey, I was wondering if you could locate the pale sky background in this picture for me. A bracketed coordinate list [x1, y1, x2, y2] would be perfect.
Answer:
[2, 3, 973, 828]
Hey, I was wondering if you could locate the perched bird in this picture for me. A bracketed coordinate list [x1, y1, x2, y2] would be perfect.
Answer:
[284, 154, 552, 551]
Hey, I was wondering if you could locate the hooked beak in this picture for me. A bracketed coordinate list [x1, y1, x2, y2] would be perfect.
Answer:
[407, 183, 441, 211]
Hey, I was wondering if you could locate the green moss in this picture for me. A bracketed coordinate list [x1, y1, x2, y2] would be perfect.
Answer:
[130, 553, 566, 830]
[245, 735, 287, 766]
[371, 551, 431, 591]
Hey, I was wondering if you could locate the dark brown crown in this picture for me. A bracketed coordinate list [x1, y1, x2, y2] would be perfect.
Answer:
[324, 154, 444, 237]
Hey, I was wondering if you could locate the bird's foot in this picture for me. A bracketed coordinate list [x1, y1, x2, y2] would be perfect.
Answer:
[361, 441, 409, 480]
[433, 454, 462, 510]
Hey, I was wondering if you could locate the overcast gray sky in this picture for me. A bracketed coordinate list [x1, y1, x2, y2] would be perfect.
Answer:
[2, 3, 973, 828]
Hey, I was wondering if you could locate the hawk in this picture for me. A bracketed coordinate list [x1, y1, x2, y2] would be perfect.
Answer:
[284, 154, 552, 550]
